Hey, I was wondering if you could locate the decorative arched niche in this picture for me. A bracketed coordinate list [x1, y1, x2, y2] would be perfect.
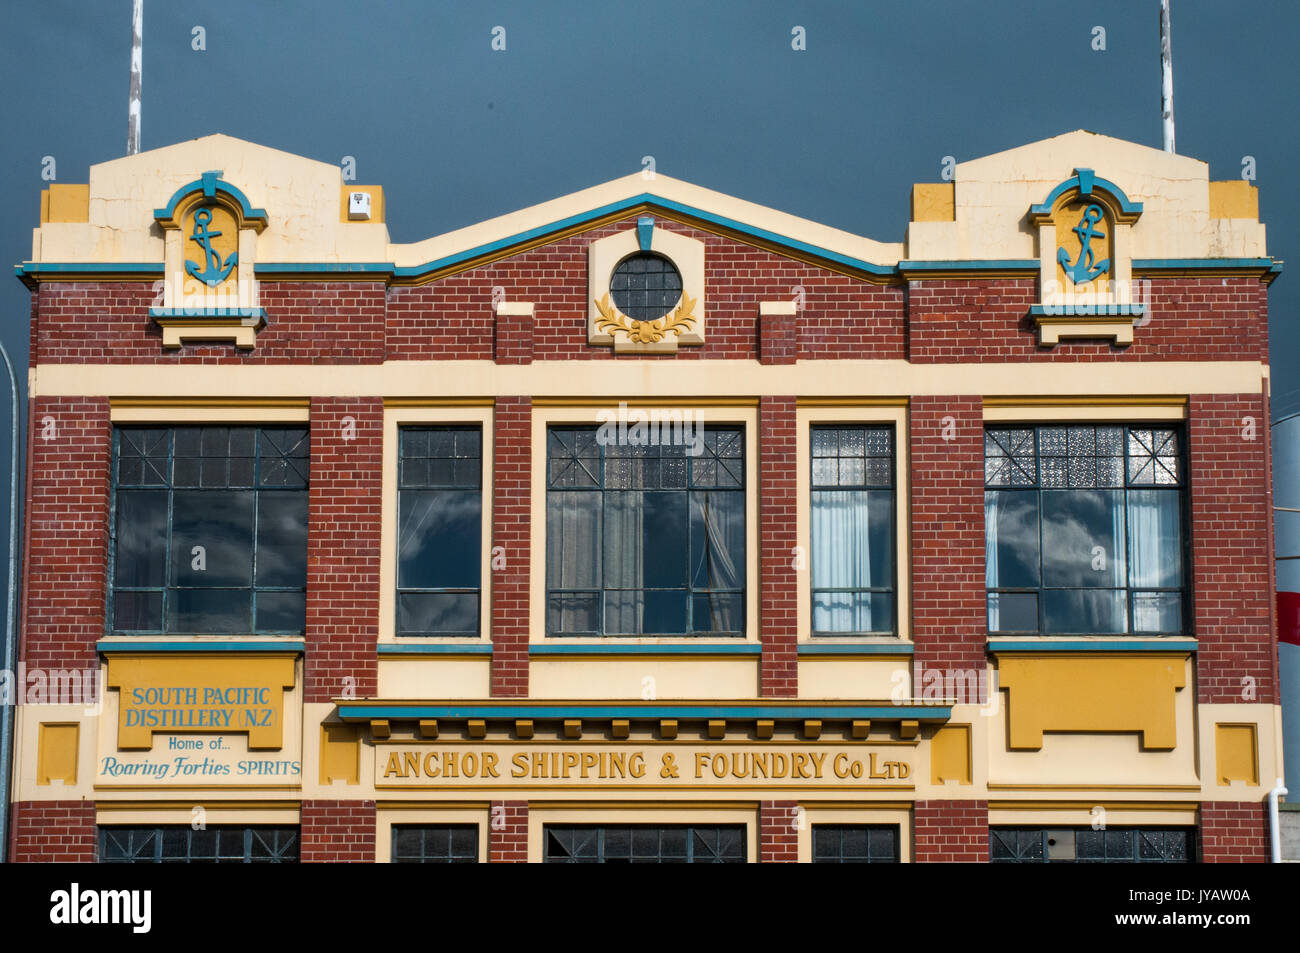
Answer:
[1027, 168, 1145, 346]
[150, 170, 268, 348]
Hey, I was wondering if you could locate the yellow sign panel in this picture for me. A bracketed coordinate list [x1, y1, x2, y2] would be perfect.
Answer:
[377, 743, 913, 790]
[106, 655, 296, 750]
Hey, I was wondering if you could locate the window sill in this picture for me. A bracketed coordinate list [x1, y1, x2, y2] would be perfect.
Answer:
[987, 637, 1197, 653]
[96, 638, 305, 653]
[378, 643, 492, 656]
[798, 642, 913, 656]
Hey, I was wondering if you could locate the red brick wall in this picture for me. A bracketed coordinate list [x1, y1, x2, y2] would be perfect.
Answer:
[759, 800, 799, 862]
[1189, 394, 1275, 704]
[386, 285, 495, 362]
[491, 398, 530, 696]
[384, 217, 901, 363]
[33, 281, 386, 365]
[913, 800, 988, 862]
[907, 277, 1267, 364]
[909, 397, 986, 686]
[9, 800, 97, 862]
[304, 398, 381, 703]
[759, 396, 797, 697]
[21, 397, 110, 670]
[300, 799, 376, 863]
[1199, 801, 1269, 862]
[489, 800, 528, 862]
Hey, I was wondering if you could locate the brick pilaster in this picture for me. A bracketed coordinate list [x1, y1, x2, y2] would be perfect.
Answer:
[1199, 801, 1269, 862]
[909, 397, 987, 693]
[23, 397, 110, 670]
[759, 800, 799, 862]
[1189, 394, 1275, 703]
[10, 800, 97, 862]
[492, 398, 531, 696]
[494, 303, 535, 364]
[300, 799, 376, 863]
[489, 800, 529, 862]
[913, 799, 988, 862]
[304, 398, 382, 702]
[758, 306, 798, 365]
[759, 396, 798, 696]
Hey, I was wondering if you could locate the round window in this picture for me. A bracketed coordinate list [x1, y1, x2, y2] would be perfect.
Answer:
[610, 253, 683, 322]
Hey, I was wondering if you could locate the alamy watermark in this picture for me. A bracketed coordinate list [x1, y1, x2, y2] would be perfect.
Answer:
[595, 402, 705, 455]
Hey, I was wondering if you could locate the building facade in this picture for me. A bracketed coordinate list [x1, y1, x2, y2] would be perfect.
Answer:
[6, 130, 1282, 863]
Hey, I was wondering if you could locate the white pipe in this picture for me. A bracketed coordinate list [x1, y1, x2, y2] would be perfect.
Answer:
[1160, 0, 1175, 153]
[127, 0, 143, 155]
[1269, 778, 1288, 863]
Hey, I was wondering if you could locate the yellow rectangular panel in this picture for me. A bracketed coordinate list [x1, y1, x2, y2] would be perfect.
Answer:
[930, 724, 971, 785]
[38, 723, 79, 785]
[1215, 723, 1258, 786]
[320, 723, 360, 785]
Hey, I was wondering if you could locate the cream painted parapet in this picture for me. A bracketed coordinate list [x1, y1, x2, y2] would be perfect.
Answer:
[22, 129, 1270, 289]
[905, 130, 1268, 263]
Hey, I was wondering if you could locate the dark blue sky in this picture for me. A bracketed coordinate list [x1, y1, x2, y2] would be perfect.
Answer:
[0, 0, 1296, 589]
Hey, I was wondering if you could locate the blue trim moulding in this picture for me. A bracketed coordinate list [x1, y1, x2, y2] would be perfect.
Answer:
[153, 171, 268, 222]
[95, 640, 306, 653]
[529, 643, 761, 656]
[388, 193, 900, 281]
[377, 643, 493, 655]
[1030, 168, 1144, 218]
[337, 702, 951, 721]
[15, 262, 164, 277]
[797, 642, 915, 655]
[1132, 258, 1277, 271]
[898, 259, 1039, 272]
[987, 639, 1198, 653]
[255, 262, 395, 274]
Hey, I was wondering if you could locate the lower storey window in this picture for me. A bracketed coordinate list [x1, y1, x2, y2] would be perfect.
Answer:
[544, 824, 746, 863]
[391, 824, 478, 863]
[99, 826, 299, 863]
[990, 827, 1193, 863]
[812, 824, 899, 863]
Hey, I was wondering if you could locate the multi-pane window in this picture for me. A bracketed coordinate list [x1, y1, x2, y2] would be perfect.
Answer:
[811, 426, 895, 635]
[100, 826, 299, 863]
[984, 425, 1186, 635]
[391, 825, 478, 863]
[544, 825, 745, 863]
[110, 426, 309, 635]
[610, 252, 683, 322]
[397, 426, 483, 636]
[990, 827, 1193, 863]
[811, 824, 900, 863]
[546, 426, 745, 637]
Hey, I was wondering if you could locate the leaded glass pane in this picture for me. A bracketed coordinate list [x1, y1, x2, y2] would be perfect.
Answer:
[110, 427, 308, 635]
[985, 424, 1185, 636]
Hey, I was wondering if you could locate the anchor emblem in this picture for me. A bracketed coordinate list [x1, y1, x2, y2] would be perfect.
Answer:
[185, 207, 237, 286]
[1057, 203, 1111, 285]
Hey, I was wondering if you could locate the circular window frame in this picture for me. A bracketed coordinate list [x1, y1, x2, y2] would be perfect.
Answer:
[608, 251, 684, 323]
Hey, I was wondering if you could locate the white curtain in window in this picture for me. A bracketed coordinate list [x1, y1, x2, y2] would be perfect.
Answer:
[1128, 489, 1179, 630]
[547, 491, 601, 631]
[604, 491, 645, 633]
[812, 490, 873, 632]
[695, 491, 743, 631]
